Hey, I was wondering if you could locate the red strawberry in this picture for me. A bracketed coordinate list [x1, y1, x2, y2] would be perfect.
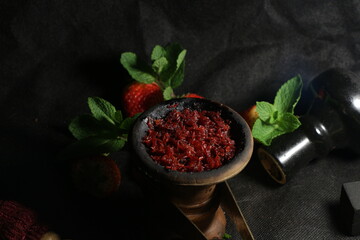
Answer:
[183, 93, 204, 99]
[71, 155, 121, 198]
[122, 82, 164, 117]
[241, 105, 258, 129]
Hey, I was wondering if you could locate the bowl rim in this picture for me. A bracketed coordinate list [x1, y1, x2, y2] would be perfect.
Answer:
[130, 98, 253, 186]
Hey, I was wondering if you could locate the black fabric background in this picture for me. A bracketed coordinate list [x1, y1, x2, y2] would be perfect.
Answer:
[1, 0, 360, 239]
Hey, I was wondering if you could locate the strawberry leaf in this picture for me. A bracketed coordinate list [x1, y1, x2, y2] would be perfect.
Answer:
[88, 97, 117, 125]
[120, 52, 156, 84]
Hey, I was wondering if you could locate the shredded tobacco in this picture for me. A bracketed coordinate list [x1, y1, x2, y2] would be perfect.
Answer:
[142, 108, 236, 172]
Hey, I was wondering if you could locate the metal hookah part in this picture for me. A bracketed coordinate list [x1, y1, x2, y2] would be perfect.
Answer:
[258, 68, 360, 184]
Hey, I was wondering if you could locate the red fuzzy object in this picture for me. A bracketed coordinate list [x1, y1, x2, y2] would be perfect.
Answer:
[0, 200, 48, 240]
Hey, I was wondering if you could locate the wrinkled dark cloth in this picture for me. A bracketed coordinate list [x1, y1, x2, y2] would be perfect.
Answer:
[1, 0, 360, 239]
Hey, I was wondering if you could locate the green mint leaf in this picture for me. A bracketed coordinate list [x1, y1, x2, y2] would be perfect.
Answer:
[269, 110, 280, 124]
[114, 110, 123, 124]
[111, 139, 126, 151]
[152, 56, 168, 75]
[120, 114, 140, 131]
[252, 119, 286, 146]
[167, 59, 185, 89]
[66, 97, 131, 158]
[151, 45, 166, 61]
[120, 52, 156, 84]
[164, 43, 184, 63]
[176, 49, 186, 69]
[251, 75, 303, 146]
[61, 137, 126, 159]
[160, 43, 185, 86]
[256, 101, 275, 122]
[88, 97, 116, 125]
[168, 49, 186, 89]
[163, 86, 174, 100]
[274, 75, 303, 114]
[69, 114, 117, 140]
[277, 112, 301, 132]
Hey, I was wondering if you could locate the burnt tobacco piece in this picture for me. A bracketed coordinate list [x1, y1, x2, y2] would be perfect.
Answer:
[340, 181, 360, 236]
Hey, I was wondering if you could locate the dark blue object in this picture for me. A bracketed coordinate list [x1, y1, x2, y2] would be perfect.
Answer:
[258, 68, 360, 184]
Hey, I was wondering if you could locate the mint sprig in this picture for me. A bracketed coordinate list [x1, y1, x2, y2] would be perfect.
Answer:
[252, 75, 303, 146]
[64, 97, 138, 158]
[120, 43, 187, 100]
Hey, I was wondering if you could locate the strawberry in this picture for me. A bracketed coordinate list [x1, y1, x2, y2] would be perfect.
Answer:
[71, 155, 121, 198]
[122, 82, 164, 117]
[183, 93, 204, 99]
[241, 104, 258, 129]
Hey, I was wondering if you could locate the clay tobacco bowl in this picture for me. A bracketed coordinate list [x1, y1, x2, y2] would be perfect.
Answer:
[130, 98, 253, 186]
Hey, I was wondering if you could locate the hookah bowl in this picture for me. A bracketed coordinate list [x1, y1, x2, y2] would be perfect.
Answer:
[131, 98, 253, 239]
[258, 68, 360, 184]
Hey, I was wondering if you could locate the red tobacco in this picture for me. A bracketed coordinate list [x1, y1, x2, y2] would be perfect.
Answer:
[142, 108, 236, 172]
